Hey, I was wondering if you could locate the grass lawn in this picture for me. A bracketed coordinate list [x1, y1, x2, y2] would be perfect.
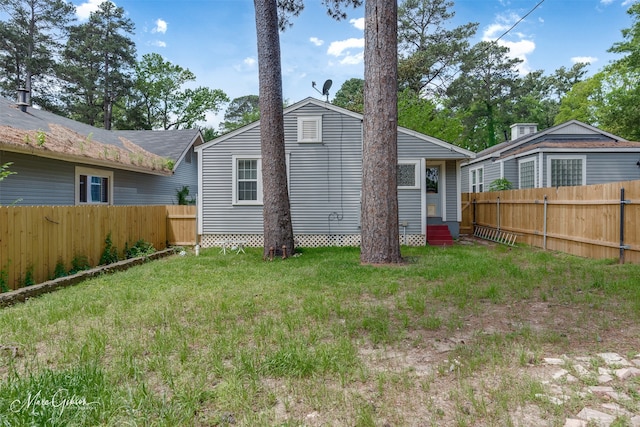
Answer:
[0, 242, 639, 426]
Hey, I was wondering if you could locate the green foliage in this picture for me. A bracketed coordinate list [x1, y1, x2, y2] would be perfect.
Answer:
[332, 78, 364, 113]
[36, 130, 46, 146]
[53, 259, 67, 279]
[0, 162, 16, 182]
[129, 53, 229, 130]
[100, 233, 119, 265]
[0, 264, 8, 293]
[18, 265, 36, 288]
[219, 95, 260, 133]
[176, 186, 195, 205]
[488, 178, 513, 191]
[124, 239, 156, 259]
[69, 254, 91, 275]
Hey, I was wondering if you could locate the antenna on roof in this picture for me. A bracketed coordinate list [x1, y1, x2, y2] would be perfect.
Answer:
[311, 79, 332, 102]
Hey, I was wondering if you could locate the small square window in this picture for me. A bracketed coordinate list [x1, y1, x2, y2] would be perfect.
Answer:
[232, 156, 262, 205]
[397, 161, 419, 189]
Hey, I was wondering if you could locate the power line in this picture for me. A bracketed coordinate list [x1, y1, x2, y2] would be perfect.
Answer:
[493, 0, 546, 44]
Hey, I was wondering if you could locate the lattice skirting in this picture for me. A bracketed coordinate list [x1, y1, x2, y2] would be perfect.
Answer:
[200, 234, 426, 248]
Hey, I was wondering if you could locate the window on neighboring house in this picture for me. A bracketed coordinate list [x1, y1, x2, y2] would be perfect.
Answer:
[519, 159, 536, 189]
[297, 116, 322, 143]
[548, 156, 585, 187]
[76, 167, 113, 204]
[470, 167, 484, 192]
[397, 161, 420, 189]
[233, 156, 262, 204]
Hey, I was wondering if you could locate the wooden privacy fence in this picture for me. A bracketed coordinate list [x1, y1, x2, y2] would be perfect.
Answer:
[0, 205, 196, 290]
[461, 180, 640, 263]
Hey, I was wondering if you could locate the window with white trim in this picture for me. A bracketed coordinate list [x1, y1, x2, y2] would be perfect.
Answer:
[548, 156, 585, 187]
[470, 167, 484, 192]
[518, 158, 536, 189]
[76, 167, 113, 205]
[297, 116, 322, 143]
[397, 161, 420, 189]
[232, 156, 262, 205]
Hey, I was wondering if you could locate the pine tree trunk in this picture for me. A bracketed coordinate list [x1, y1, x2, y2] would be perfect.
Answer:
[360, 0, 401, 264]
[254, 0, 295, 259]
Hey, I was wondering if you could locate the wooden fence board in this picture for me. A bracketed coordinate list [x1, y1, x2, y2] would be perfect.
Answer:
[0, 205, 196, 290]
[463, 179, 640, 263]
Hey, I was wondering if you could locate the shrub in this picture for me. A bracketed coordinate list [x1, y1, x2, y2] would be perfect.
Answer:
[68, 255, 91, 275]
[125, 239, 156, 259]
[489, 178, 513, 191]
[100, 233, 119, 265]
[52, 259, 67, 279]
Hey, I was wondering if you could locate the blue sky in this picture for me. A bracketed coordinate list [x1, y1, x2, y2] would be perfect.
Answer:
[73, 0, 638, 128]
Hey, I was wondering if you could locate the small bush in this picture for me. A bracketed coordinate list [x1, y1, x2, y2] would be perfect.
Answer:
[0, 267, 8, 293]
[69, 254, 91, 275]
[18, 265, 35, 288]
[489, 178, 513, 191]
[125, 239, 156, 259]
[52, 259, 67, 279]
[100, 233, 119, 265]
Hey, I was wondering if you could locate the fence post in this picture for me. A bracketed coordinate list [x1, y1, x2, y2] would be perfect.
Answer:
[472, 198, 477, 234]
[620, 188, 630, 264]
[543, 195, 548, 250]
[496, 197, 500, 232]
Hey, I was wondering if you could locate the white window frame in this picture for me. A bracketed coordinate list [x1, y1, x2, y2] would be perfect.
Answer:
[75, 166, 113, 205]
[297, 116, 322, 143]
[232, 155, 262, 205]
[469, 166, 484, 193]
[397, 160, 420, 189]
[546, 155, 586, 188]
[518, 158, 537, 189]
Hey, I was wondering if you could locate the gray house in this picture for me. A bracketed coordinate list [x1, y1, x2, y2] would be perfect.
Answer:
[196, 97, 474, 248]
[0, 96, 201, 205]
[461, 120, 640, 192]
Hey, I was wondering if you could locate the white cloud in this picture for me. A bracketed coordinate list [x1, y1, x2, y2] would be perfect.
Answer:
[327, 38, 364, 57]
[483, 13, 536, 75]
[327, 37, 365, 66]
[151, 40, 167, 48]
[600, 0, 615, 4]
[153, 19, 167, 34]
[571, 56, 597, 64]
[75, 0, 102, 21]
[234, 57, 257, 72]
[350, 17, 365, 31]
[310, 37, 324, 47]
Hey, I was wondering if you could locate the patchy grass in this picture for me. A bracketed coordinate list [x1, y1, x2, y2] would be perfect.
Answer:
[0, 243, 639, 426]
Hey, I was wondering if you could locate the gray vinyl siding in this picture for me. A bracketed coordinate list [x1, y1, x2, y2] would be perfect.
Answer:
[501, 159, 518, 188]
[199, 99, 472, 237]
[113, 155, 198, 205]
[444, 160, 458, 222]
[0, 150, 197, 206]
[200, 104, 364, 235]
[398, 189, 421, 234]
[0, 151, 74, 205]
[585, 153, 640, 184]
[540, 152, 640, 187]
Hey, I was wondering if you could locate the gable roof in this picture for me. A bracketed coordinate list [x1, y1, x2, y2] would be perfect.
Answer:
[196, 97, 474, 158]
[0, 96, 202, 175]
[467, 120, 630, 165]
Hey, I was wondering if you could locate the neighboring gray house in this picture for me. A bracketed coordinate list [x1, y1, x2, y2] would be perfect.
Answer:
[461, 120, 640, 192]
[0, 96, 202, 205]
[196, 97, 474, 248]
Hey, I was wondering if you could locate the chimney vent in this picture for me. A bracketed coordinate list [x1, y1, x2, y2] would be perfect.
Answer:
[510, 123, 537, 141]
[16, 88, 29, 112]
